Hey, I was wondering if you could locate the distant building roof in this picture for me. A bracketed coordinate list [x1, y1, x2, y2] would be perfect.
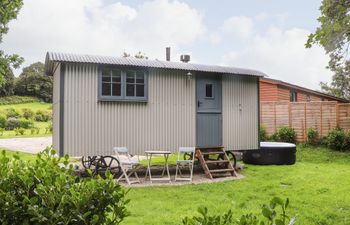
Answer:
[261, 77, 349, 103]
[45, 52, 266, 77]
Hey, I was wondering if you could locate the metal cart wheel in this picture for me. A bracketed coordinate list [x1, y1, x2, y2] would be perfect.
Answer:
[183, 152, 194, 160]
[81, 156, 98, 170]
[217, 151, 237, 168]
[94, 156, 121, 177]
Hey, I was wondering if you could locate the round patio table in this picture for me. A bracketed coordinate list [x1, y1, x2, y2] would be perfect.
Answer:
[144, 150, 172, 183]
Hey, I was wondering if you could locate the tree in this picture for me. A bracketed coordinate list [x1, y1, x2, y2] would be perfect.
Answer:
[0, 68, 15, 96]
[0, 0, 24, 87]
[14, 62, 53, 102]
[306, 0, 350, 99]
[122, 51, 148, 59]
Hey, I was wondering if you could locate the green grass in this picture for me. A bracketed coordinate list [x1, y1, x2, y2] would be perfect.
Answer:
[124, 146, 350, 225]
[1, 149, 37, 161]
[0, 102, 52, 138]
[0, 102, 52, 111]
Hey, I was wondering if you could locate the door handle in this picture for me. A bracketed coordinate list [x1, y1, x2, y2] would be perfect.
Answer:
[197, 101, 202, 107]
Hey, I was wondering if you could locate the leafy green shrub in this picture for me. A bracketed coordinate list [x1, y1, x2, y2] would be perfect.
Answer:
[5, 108, 19, 118]
[0, 148, 129, 225]
[0, 128, 4, 136]
[260, 124, 268, 141]
[0, 115, 7, 128]
[326, 128, 347, 151]
[6, 117, 19, 130]
[22, 108, 34, 119]
[307, 128, 319, 145]
[18, 128, 25, 135]
[269, 132, 279, 141]
[45, 122, 53, 133]
[19, 118, 34, 129]
[34, 109, 51, 122]
[277, 126, 296, 143]
[13, 128, 20, 136]
[182, 197, 295, 225]
[0, 95, 39, 105]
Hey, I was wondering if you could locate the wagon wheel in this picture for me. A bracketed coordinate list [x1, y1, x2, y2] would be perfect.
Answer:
[217, 151, 237, 169]
[81, 156, 99, 170]
[94, 156, 121, 177]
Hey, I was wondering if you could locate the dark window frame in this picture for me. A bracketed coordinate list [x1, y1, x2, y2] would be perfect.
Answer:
[290, 90, 297, 102]
[205, 83, 215, 99]
[98, 66, 148, 102]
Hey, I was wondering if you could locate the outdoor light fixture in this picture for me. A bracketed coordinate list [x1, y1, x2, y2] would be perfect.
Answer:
[186, 72, 193, 81]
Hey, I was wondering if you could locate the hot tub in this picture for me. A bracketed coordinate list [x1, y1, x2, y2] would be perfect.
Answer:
[242, 142, 296, 165]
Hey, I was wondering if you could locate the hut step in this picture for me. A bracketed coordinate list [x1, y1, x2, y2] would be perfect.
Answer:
[195, 147, 236, 179]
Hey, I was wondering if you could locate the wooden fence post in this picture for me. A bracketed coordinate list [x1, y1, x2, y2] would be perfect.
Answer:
[304, 103, 307, 142]
[274, 102, 277, 132]
[320, 102, 323, 137]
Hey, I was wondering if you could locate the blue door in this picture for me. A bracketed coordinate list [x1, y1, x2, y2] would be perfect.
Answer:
[196, 75, 222, 147]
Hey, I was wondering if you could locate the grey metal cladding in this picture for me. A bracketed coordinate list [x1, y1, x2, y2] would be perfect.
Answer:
[45, 52, 266, 77]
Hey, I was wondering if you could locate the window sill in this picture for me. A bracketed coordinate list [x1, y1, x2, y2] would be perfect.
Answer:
[98, 98, 148, 103]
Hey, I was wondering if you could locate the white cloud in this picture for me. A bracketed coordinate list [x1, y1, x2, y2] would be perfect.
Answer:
[222, 27, 331, 90]
[1, 0, 205, 73]
[208, 32, 222, 44]
[222, 16, 254, 38]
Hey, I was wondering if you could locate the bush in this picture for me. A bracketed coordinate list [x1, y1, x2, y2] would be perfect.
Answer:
[19, 118, 34, 129]
[276, 126, 296, 143]
[0, 115, 7, 128]
[45, 122, 53, 134]
[34, 109, 51, 122]
[307, 128, 319, 145]
[260, 124, 268, 141]
[0, 148, 129, 225]
[5, 108, 19, 118]
[22, 108, 34, 119]
[0, 95, 39, 105]
[182, 197, 295, 225]
[326, 128, 347, 151]
[0, 128, 4, 136]
[6, 117, 19, 130]
[18, 128, 25, 135]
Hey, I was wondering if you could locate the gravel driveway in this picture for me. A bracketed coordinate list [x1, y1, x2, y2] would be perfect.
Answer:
[0, 137, 52, 154]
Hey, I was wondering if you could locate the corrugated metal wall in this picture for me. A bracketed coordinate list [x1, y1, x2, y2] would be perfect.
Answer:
[63, 63, 196, 156]
[52, 64, 60, 150]
[222, 75, 259, 150]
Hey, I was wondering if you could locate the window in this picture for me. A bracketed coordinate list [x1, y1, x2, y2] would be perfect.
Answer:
[99, 67, 147, 101]
[101, 69, 121, 97]
[205, 84, 213, 98]
[290, 90, 297, 102]
[126, 71, 145, 97]
[307, 95, 311, 102]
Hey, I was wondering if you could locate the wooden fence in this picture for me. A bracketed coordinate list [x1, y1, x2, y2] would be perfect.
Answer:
[260, 101, 350, 142]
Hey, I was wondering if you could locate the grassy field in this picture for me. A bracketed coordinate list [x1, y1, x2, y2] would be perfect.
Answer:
[0, 102, 52, 138]
[124, 146, 350, 225]
[1, 148, 38, 161]
[3, 145, 350, 224]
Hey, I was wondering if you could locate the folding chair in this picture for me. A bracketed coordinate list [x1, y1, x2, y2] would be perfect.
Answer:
[175, 147, 196, 182]
[113, 147, 141, 185]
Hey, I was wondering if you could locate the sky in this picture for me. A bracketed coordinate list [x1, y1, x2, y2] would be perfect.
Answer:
[1, 0, 330, 90]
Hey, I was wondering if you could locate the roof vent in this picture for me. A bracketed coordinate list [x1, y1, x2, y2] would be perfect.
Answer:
[180, 54, 190, 63]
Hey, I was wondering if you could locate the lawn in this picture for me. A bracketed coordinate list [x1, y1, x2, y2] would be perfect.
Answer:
[0, 102, 52, 138]
[124, 146, 350, 225]
[1, 149, 37, 161]
[3, 145, 350, 224]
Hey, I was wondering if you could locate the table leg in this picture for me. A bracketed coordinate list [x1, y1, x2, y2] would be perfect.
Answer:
[145, 153, 153, 183]
[164, 153, 171, 183]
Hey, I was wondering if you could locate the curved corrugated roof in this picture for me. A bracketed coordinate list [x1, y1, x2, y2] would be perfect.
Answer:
[45, 52, 266, 77]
